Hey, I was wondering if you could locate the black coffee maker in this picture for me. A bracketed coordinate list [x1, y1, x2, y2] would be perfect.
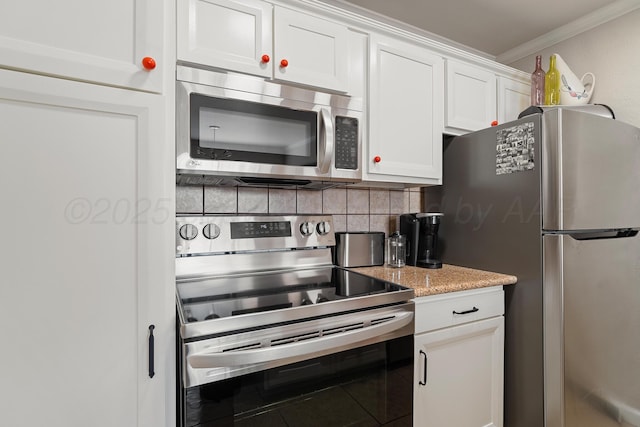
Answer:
[399, 212, 443, 268]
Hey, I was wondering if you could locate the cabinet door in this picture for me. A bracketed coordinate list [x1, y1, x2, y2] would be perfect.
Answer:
[0, 69, 174, 427]
[445, 59, 497, 134]
[498, 76, 530, 124]
[414, 316, 504, 427]
[177, 0, 272, 78]
[368, 33, 444, 185]
[0, 0, 164, 93]
[273, 6, 349, 92]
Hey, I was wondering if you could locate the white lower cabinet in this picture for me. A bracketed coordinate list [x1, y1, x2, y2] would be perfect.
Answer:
[414, 287, 505, 427]
[0, 69, 174, 427]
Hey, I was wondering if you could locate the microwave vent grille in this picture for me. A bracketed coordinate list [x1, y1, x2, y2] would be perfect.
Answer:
[176, 174, 232, 186]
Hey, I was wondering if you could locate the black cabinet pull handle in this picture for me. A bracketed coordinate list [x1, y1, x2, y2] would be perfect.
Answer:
[419, 350, 427, 386]
[453, 306, 479, 315]
[148, 324, 155, 378]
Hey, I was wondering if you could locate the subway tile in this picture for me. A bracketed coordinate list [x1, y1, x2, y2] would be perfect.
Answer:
[370, 215, 391, 236]
[369, 189, 390, 214]
[389, 190, 410, 214]
[238, 187, 268, 213]
[332, 215, 347, 233]
[204, 187, 237, 214]
[347, 214, 369, 232]
[322, 188, 347, 214]
[296, 189, 322, 214]
[194, 185, 423, 227]
[347, 188, 369, 214]
[176, 185, 203, 214]
[268, 188, 297, 214]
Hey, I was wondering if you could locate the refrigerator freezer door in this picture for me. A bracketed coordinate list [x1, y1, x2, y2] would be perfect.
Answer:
[542, 109, 640, 231]
[544, 233, 640, 427]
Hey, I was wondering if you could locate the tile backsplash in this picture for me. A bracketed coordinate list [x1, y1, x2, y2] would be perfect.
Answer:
[177, 185, 424, 236]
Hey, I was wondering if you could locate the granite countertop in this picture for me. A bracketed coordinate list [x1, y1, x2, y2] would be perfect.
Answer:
[350, 264, 518, 298]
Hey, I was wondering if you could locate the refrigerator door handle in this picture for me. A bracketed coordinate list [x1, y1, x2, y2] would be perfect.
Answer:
[568, 229, 638, 241]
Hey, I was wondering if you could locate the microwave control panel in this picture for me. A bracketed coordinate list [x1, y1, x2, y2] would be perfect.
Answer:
[334, 116, 359, 170]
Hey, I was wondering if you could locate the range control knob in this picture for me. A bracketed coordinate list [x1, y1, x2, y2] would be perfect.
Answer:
[179, 224, 198, 240]
[316, 221, 331, 236]
[203, 223, 221, 240]
[300, 222, 314, 236]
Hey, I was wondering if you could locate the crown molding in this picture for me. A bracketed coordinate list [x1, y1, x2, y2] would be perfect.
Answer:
[281, 0, 534, 77]
[497, 0, 640, 65]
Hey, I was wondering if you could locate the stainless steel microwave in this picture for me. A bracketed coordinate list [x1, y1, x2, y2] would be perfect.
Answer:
[176, 66, 363, 188]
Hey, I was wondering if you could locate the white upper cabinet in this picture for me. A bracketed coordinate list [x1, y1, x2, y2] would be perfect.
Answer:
[177, 0, 350, 92]
[366, 33, 444, 186]
[445, 59, 497, 134]
[445, 58, 531, 134]
[498, 75, 531, 124]
[273, 5, 348, 92]
[177, 0, 273, 78]
[0, 0, 164, 93]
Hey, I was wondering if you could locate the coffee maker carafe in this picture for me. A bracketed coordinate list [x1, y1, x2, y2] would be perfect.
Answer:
[399, 212, 443, 269]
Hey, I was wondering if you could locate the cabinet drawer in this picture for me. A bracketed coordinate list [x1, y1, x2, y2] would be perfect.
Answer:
[414, 287, 504, 334]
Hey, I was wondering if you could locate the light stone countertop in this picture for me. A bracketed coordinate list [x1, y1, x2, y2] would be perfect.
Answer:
[350, 264, 517, 298]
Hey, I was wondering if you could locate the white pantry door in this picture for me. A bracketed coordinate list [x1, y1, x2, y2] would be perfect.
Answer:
[0, 69, 173, 427]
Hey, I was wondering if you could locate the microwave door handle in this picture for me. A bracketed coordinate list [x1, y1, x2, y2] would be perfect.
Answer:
[318, 108, 334, 174]
[187, 311, 412, 368]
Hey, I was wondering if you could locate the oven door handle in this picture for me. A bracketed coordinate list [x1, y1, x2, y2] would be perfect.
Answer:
[318, 107, 334, 175]
[187, 311, 412, 368]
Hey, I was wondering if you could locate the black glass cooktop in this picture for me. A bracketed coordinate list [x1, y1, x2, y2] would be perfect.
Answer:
[178, 267, 409, 323]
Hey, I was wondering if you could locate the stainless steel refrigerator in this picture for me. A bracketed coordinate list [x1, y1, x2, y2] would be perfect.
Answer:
[424, 107, 640, 427]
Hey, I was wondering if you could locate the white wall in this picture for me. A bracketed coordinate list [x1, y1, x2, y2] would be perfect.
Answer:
[507, 8, 640, 128]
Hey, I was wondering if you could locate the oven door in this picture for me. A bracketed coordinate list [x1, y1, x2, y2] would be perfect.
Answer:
[179, 330, 413, 427]
[180, 303, 414, 387]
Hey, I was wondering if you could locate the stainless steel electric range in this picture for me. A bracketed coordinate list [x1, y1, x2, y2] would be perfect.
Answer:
[176, 215, 415, 427]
